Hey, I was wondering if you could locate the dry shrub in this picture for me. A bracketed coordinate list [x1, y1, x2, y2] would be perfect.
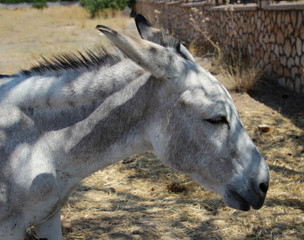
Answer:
[188, 7, 263, 92]
[212, 47, 264, 92]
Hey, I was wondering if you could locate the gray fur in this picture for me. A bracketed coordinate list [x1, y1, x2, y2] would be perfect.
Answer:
[0, 15, 269, 240]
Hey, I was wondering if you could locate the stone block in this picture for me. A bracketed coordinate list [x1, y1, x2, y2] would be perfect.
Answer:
[248, 43, 252, 56]
[287, 23, 293, 35]
[291, 66, 298, 79]
[301, 55, 304, 67]
[277, 12, 281, 25]
[278, 66, 284, 75]
[285, 12, 290, 24]
[270, 52, 276, 63]
[284, 67, 291, 78]
[264, 34, 270, 43]
[287, 58, 295, 68]
[280, 46, 283, 55]
[284, 40, 292, 56]
[280, 56, 287, 65]
[278, 77, 286, 87]
[265, 16, 271, 26]
[300, 25, 304, 40]
[274, 45, 280, 56]
[276, 30, 284, 45]
[264, 52, 270, 64]
[295, 56, 300, 66]
[291, 11, 297, 26]
[274, 23, 279, 34]
[298, 12, 302, 28]
[295, 77, 301, 94]
[286, 78, 294, 91]
[270, 33, 275, 43]
[256, 48, 260, 60]
[292, 45, 296, 58]
[296, 38, 302, 56]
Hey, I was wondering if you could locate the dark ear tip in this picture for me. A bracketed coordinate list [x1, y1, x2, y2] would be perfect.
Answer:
[135, 14, 153, 27]
[135, 14, 145, 22]
[96, 25, 117, 35]
[96, 25, 106, 30]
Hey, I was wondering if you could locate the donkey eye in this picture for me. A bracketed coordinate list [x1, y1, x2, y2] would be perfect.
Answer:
[206, 116, 228, 125]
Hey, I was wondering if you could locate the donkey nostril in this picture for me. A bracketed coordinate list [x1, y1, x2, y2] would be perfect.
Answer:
[259, 182, 268, 193]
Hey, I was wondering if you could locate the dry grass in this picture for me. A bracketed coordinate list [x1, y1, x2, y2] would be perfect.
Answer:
[188, 7, 263, 93]
[211, 51, 264, 93]
[0, 6, 130, 74]
[1, 7, 304, 240]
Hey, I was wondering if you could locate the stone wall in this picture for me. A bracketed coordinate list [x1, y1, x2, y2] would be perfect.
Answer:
[136, 0, 304, 94]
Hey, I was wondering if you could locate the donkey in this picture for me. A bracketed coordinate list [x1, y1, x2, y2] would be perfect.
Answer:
[0, 15, 269, 239]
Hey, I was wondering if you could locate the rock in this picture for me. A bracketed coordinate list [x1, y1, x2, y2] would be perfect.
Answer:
[287, 23, 293, 35]
[300, 25, 304, 40]
[274, 23, 279, 34]
[295, 77, 301, 93]
[265, 16, 271, 26]
[296, 38, 302, 56]
[298, 12, 302, 28]
[258, 124, 271, 133]
[287, 58, 295, 68]
[295, 56, 300, 65]
[270, 33, 275, 43]
[284, 40, 292, 56]
[276, 30, 284, 45]
[278, 77, 286, 87]
[280, 56, 287, 65]
[292, 45, 296, 58]
[285, 12, 290, 24]
[291, 11, 297, 26]
[248, 43, 252, 56]
[287, 79, 294, 91]
[291, 66, 298, 79]
[103, 187, 116, 194]
[277, 12, 281, 25]
[167, 182, 187, 193]
[274, 44, 280, 56]
[278, 66, 284, 76]
[284, 67, 291, 78]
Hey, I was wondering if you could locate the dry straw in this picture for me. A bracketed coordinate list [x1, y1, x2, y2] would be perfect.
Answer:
[1, 6, 303, 240]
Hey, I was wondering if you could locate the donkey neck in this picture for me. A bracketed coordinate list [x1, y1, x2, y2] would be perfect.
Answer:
[54, 72, 161, 178]
[2, 59, 145, 109]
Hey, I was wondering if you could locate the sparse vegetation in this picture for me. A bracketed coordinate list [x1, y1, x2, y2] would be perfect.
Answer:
[188, 7, 263, 92]
[32, 0, 47, 9]
[80, 0, 132, 18]
[0, 0, 74, 3]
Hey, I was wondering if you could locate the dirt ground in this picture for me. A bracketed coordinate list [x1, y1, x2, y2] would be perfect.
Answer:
[1, 7, 304, 240]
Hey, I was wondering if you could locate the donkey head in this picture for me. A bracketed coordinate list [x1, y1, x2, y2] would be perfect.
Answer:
[96, 15, 270, 211]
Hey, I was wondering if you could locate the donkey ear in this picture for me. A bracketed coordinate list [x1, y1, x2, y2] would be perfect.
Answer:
[96, 25, 187, 81]
[135, 14, 195, 62]
[135, 14, 162, 42]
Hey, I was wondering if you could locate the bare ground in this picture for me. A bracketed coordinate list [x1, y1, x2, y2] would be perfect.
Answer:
[1, 7, 303, 240]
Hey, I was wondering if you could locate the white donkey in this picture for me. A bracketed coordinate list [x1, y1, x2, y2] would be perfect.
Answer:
[0, 15, 269, 240]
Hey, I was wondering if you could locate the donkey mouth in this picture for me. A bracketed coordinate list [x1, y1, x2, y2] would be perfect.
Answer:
[225, 189, 251, 211]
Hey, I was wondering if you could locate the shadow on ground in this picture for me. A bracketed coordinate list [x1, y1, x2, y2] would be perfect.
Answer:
[248, 80, 304, 130]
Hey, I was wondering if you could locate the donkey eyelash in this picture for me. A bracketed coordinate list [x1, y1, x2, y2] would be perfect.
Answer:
[205, 116, 229, 125]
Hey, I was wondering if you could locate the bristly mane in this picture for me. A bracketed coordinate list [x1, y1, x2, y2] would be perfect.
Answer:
[22, 45, 124, 76]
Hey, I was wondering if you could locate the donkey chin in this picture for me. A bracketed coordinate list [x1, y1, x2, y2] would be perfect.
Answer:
[222, 178, 269, 211]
